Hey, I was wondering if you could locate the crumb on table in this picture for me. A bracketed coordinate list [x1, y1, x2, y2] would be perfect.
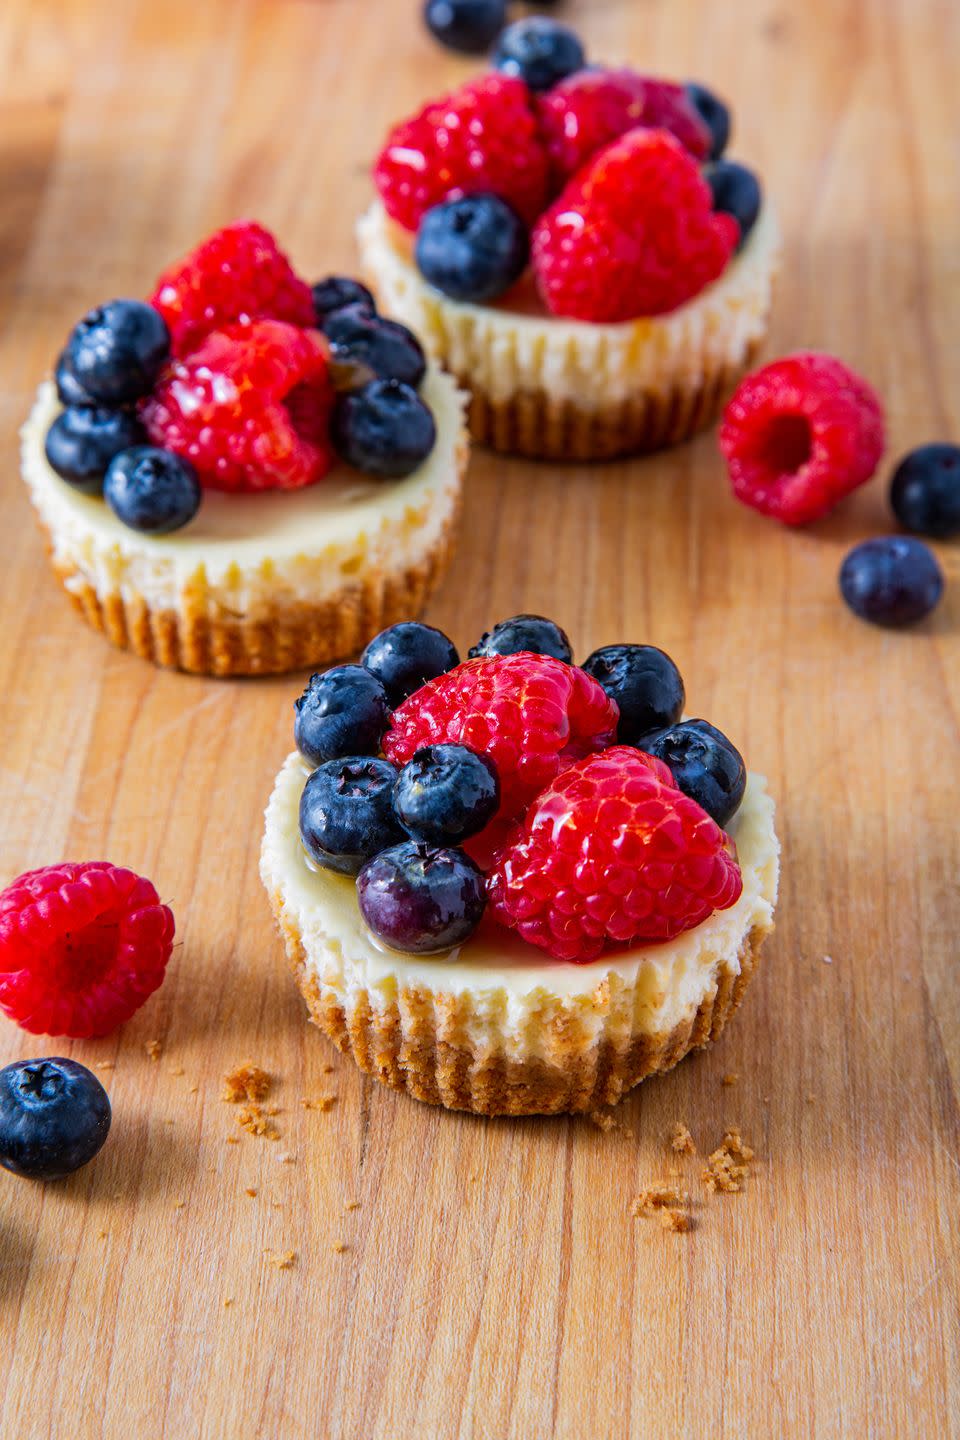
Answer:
[631, 1183, 692, 1232]
[659, 1208, 693, 1232]
[245, 1187, 258, 1198]
[721, 1072, 739, 1087]
[145, 1039, 163, 1061]
[301, 1095, 336, 1112]
[168, 1064, 185, 1078]
[701, 1128, 755, 1193]
[237, 1104, 280, 1140]
[265, 1249, 296, 1271]
[222, 1063, 272, 1104]
[588, 1108, 633, 1137]
[670, 1122, 696, 1155]
[345, 1201, 361, 1211]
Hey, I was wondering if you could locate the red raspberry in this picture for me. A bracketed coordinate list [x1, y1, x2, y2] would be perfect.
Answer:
[719, 353, 886, 525]
[0, 862, 175, 1038]
[382, 654, 619, 824]
[532, 129, 738, 322]
[487, 747, 743, 962]
[150, 221, 315, 358]
[373, 74, 551, 232]
[142, 320, 334, 492]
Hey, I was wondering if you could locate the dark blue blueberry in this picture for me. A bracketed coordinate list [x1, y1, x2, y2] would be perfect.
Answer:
[294, 665, 392, 766]
[637, 719, 746, 827]
[424, 0, 507, 53]
[324, 305, 426, 389]
[889, 443, 960, 539]
[356, 841, 486, 954]
[361, 621, 459, 705]
[839, 537, 944, 627]
[44, 405, 147, 494]
[394, 744, 500, 844]
[299, 757, 404, 876]
[103, 446, 201, 534]
[65, 299, 170, 405]
[685, 82, 731, 160]
[312, 276, 376, 329]
[332, 379, 436, 480]
[704, 161, 762, 249]
[416, 194, 529, 304]
[0, 1058, 111, 1181]
[582, 644, 685, 743]
[469, 613, 573, 663]
[492, 17, 585, 91]
[55, 350, 97, 408]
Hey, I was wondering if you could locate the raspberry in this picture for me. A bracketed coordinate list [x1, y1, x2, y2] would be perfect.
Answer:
[150, 221, 315, 358]
[719, 353, 886, 525]
[532, 129, 738, 322]
[0, 862, 175, 1038]
[142, 320, 334, 492]
[382, 653, 619, 824]
[373, 74, 551, 232]
[487, 747, 743, 962]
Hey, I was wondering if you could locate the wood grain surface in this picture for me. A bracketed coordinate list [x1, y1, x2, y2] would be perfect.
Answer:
[1, 1, 958, 1436]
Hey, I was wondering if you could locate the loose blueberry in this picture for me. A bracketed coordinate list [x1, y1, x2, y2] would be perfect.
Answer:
[469, 614, 573, 663]
[582, 644, 685, 743]
[324, 304, 426, 389]
[312, 276, 376, 329]
[416, 194, 530, 304]
[492, 17, 585, 92]
[103, 446, 201, 534]
[44, 405, 147, 494]
[294, 665, 392, 766]
[889, 443, 960, 540]
[299, 757, 404, 876]
[424, 0, 507, 53]
[394, 744, 500, 845]
[361, 622, 459, 705]
[0, 1058, 111, 1181]
[685, 82, 731, 160]
[332, 379, 436, 480]
[357, 841, 486, 954]
[839, 536, 944, 627]
[704, 161, 762, 249]
[637, 718, 746, 827]
[55, 350, 96, 408]
[65, 299, 170, 405]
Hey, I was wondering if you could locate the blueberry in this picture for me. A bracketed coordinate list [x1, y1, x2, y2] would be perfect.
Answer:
[416, 194, 530, 304]
[361, 621, 459, 705]
[582, 644, 685, 743]
[332, 379, 436, 480]
[394, 744, 500, 844]
[469, 614, 573, 663]
[312, 276, 376, 329]
[324, 305, 426, 389]
[357, 841, 486, 954]
[65, 299, 170, 405]
[839, 536, 944, 627]
[704, 161, 762, 249]
[55, 350, 97, 407]
[44, 405, 147, 494]
[294, 664, 392, 766]
[103, 446, 201, 534]
[685, 82, 731, 160]
[637, 719, 746, 827]
[889, 443, 960, 539]
[299, 757, 404, 875]
[492, 17, 585, 92]
[0, 1058, 111, 1181]
[424, 0, 507, 53]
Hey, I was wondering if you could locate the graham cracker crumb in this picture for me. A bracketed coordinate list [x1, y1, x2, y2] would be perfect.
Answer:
[670, 1122, 696, 1155]
[222, 1063, 272, 1105]
[279, 1153, 297, 1164]
[223, 1299, 234, 1309]
[660, 1208, 693, 1232]
[321, 1064, 335, 1074]
[188, 1085, 199, 1095]
[701, 1128, 755, 1193]
[168, 1065, 185, 1077]
[237, 1104, 280, 1140]
[163, 1118, 175, 1126]
[226, 1135, 240, 1145]
[301, 1095, 335, 1112]
[97, 1229, 108, 1239]
[96, 1061, 115, 1071]
[145, 1040, 162, 1061]
[245, 1187, 258, 1198]
[332, 1242, 348, 1254]
[173, 1200, 185, 1210]
[588, 1108, 633, 1137]
[722, 1072, 739, 1087]
[265, 1249, 296, 1271]
[345, 1201, 361, 1211]
[631, 1183, 690, 1218]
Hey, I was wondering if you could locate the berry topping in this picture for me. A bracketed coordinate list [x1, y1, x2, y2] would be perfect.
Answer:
[44, 405, 146, 494]
[468, 613, 573, 663]
[492, 17, 585, 92]
[839, 537, 944, 627]
[323, 305, 426, 388]
[424, 0, 507, 54]
[299, 758, 404, 876]
[532, 129, 739, 321]
[637, 718, 746, 827]
[312, 276, 375, 329]
[331, 378, 436, 479]
[0, 862, 175, 1038]
[141, 320, 334, 492]
[55, 350, 96, 408]
[65, 300, 171, 405]
[889, 443, 960, 539]
[394, 744, 500, 844]
[103, 446, 201, 534]
[704, 161, 762, 250]
[416, 194, 529, 304]
[294, 665, 391, 767]
[0, 1058, 111, 1181]
[150, 221, 314, 358]
[487, 747, 743, 962]
[684, 82, 731, 160]
[720, 353, 886, 525]
[581, 644, 685, 744]
[361, 622, 460, 706]
[357, 841, 486, 954]
[373, 73, 550, 232]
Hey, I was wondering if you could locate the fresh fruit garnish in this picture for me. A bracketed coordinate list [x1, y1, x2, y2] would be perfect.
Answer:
[64, 300, 171, 405]
[44, 405, 146, 494]
[360, 622, 460, 706]
[581, 644, 685, 744]
[0, 1058, 111, 1181]
[839, 536, 944, 627]
[103, 446, 201, 534]
[487, 746, 743, 962]
[311, 276, 376, 329]
[468, 613, 573, 663]
[299, 758, 404, 876]
[637, 718, 746, 827]
[294, 665, 392, 767]
[684, 81, 731, 160]
[704, 161, 762, 250]
[492, 16, 585, 92]
[394, 744, 500, 845]
[424, 0, 507, 54]
[720, 353, 886, 525]
[331, 378, 436, 479]
[357, 841, 486, 954]
[889, 443, 960, 539]
[323, 305, 426, 388]
[0, 862, 175, 1038]
[55, 350, 96, 408]
[416, 194, 530, 304]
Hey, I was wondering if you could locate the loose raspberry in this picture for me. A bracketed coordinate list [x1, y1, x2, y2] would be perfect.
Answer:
[0, 862, 175, 1038]
[487, 747, 743, 962]
[532, 128, 738, 321]
[719, 353, 886, 525]
[150, 221, 315, 358]
[141, 320, 334, 492]
[373, 74, 551, 232]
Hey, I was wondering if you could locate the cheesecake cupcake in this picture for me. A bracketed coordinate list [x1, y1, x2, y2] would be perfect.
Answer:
[261, 615, 779, 1115]
[21, 223, 467, 676]
[358, 18, 779, 461]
